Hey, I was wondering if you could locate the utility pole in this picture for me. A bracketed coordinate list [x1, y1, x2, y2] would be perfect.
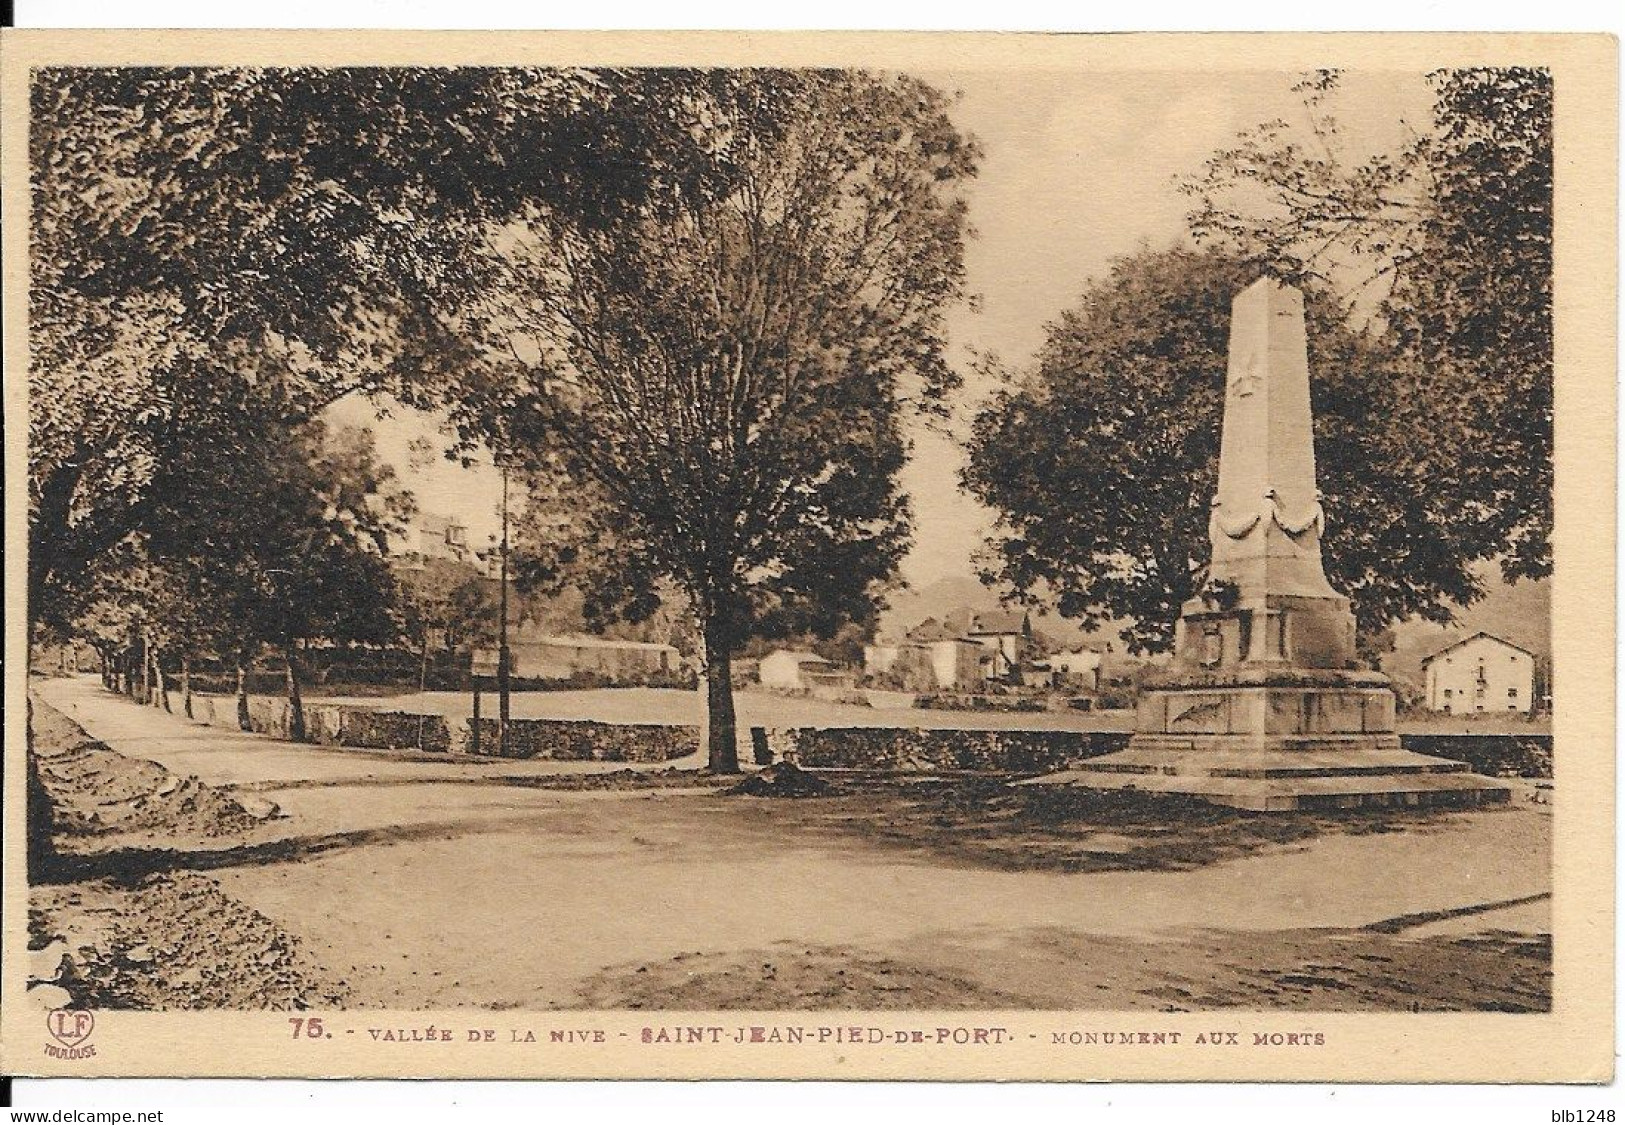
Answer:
[498, 460, 511, 758]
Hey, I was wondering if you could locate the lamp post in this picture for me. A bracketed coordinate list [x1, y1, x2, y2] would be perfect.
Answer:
[497, 460, 511, 757]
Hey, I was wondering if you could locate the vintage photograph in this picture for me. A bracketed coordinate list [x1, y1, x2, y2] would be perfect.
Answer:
[2, 30, 1612, 1083]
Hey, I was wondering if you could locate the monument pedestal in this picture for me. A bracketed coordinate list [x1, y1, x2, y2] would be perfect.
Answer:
[1066, 620, 1512, 811]
[1053, 278, 1509, 812]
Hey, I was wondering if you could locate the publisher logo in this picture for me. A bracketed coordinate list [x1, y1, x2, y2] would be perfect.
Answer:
[45, 1007, 97, 1059]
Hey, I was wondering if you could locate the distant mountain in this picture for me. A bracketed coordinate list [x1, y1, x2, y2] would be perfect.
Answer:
[1384, 574, 1551, 687]
[876, 575, 995, 638]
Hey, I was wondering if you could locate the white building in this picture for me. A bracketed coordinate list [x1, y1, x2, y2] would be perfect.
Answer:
[758, 650, 831, 691]
[1048, 647, 1103, 691]
[401, 514, 471, 564]
[1421, 632, 1537, 715]
[472, 631, 679, 682]
[863, 635, 983, 692]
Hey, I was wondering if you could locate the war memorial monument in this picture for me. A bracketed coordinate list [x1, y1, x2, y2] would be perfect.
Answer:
[1059, 279, 1514, 811]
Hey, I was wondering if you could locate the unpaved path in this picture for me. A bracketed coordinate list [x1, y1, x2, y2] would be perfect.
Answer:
[32, 676, 1552, 1011]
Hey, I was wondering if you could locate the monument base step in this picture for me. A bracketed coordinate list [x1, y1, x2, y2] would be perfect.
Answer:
[1128, 732, 1405, 753]
[1027, 747, 1512, 812]
[1077, 746, 1465, 779]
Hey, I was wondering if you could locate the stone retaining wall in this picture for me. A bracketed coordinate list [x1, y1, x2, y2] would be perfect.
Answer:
[322, 708, 452, 753]
[759, 727, 1131, 773]
[186, 694, 451, 753]
[462, 717, 698, 762]
[175, 692, 1552, 777]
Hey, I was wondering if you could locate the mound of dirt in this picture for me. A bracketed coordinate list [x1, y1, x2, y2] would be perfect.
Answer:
[726, 761, 836, 798]
[501, 767, 729, 792]
[30, 872, 350, 1010]
[30, 699, 273, 842]
[574, 943, 1032, 1009]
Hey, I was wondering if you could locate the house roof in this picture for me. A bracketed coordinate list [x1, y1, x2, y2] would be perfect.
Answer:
[906, 618, 956, 642]
[968, 610, 1029, 635]
[765, 650, 831, 666]
[1420, 631, 1537, 665]
[509, 628, 677, 653]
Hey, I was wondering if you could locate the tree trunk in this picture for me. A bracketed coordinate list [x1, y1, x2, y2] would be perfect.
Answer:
[26, 692, 55, 883]
[418, 634, 431, 751]
[283, 642, 306, 742]
[236, 658, 251, 731]
[138, 631, 152, 704]
[181, 654, 193, 719]
[700, 618, 740, 773]
[150, 637, 171, 712]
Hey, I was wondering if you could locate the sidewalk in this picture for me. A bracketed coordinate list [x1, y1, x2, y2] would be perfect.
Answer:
[33, 676, 708, 790]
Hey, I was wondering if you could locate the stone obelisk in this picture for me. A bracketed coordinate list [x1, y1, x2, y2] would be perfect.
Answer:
[1059, 278, 1510, 811]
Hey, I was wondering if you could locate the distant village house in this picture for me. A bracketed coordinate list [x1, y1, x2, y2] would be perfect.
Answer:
[755, 649, 859, 700]
[758, 650, 832, 691]
[863, 609, 1047, 693]
[400, 514, 472, 566]
[1420, 632, 1536, 715]
[966, 610, 1031, 680]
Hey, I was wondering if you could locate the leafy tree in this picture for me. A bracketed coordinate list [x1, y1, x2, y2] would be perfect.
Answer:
[1179, 67, 1552, 582]
[27, 66, 679, 630]
[962, 245, 1484, 654]
[1385, 68, 1552, 581]
[396, 556, 499, 684]
[228, 420, 410, 738]
[457, 69, 978, 770]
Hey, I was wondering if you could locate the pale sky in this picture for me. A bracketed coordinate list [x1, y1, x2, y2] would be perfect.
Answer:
[330, 68, 1432, 586]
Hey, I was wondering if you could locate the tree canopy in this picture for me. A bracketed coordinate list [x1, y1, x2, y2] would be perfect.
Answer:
[31, 66, 979, 768]
[26, 65, 705, 624]
[966, 67, 1553, 656]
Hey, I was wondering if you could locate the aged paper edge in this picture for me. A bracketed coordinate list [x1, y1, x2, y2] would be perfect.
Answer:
[0, 28, 1615, 1082]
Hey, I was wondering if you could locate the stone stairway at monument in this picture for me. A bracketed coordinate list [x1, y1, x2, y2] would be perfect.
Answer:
[1032, 747, 1510, 812]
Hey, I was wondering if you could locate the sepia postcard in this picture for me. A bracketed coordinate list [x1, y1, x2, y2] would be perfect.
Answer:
[0, 29, 1615, 1083]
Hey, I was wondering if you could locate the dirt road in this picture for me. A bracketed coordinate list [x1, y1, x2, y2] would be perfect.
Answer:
[31, 676, 1552, 1011]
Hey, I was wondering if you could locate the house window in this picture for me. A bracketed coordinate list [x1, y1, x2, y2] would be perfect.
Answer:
[1443, 688, 1453, 699]
[1508, 687, 1519, 699]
